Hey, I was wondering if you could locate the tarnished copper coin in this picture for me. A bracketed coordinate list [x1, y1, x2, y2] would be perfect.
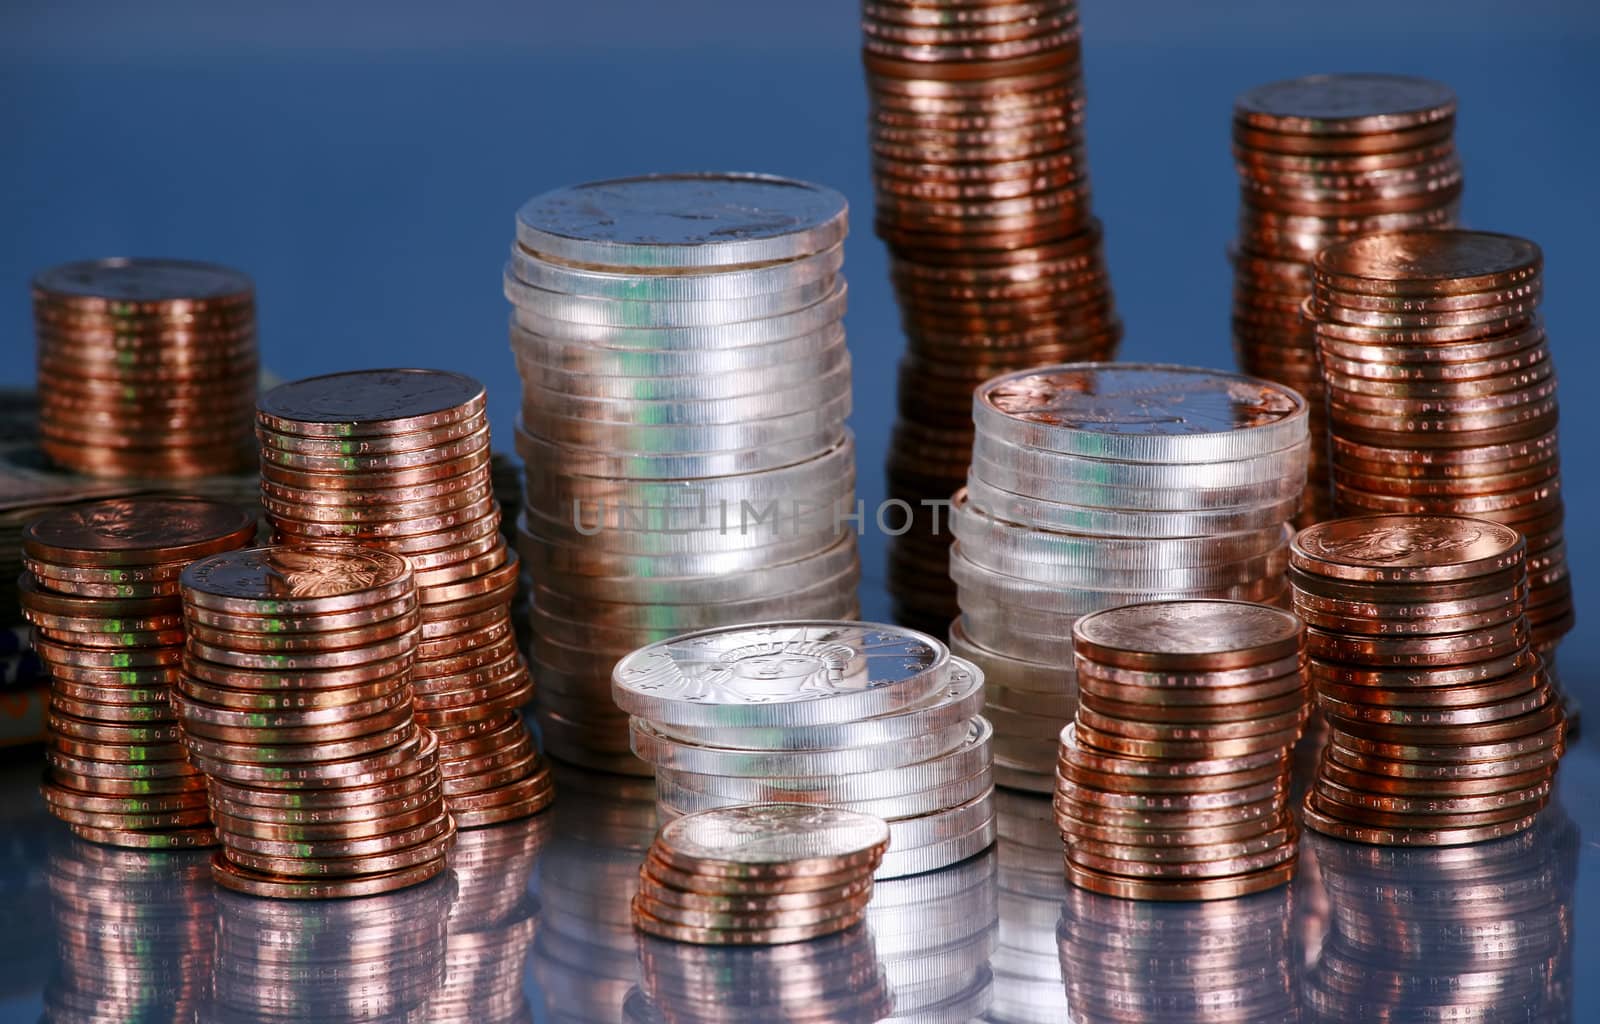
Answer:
[24, 498, 256, 568]
[257, 369, 486, 438]
[180, 545, 414, 614]
[1072, 600, 1303, 671]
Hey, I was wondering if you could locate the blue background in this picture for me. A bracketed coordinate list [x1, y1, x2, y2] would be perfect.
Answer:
[3, 2, 1598, 1019]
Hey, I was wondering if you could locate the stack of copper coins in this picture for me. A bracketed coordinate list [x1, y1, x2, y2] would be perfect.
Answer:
[21, 497, 256, 848]
[865, 850, 998, 1022]
[1057, 882, 1300, 1022]
[1230, 74, 1462, 525]
[1309, 230, 1573, 659]
[1055, 600, 1309, 900]
[207, 871, 456, 1022]
[1290, 514, 1565, 846]
[174, 545, 453, 897]
[504, 174, 861, 775]
[1303, 808, 1578, 1022]
[988, 793, 1073, 1022]
[862, 0, 1121, 633]
[256, 369, 553, 825]
[631, 804, 888, 946]
[32, 258, 259, 479]
[615, 622, 997, 879]
[952, 364, 1309, 792]
[43, 844, 213, 1023]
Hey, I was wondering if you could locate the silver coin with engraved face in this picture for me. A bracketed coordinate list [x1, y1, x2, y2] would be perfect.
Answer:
[657, 803, 890, 873]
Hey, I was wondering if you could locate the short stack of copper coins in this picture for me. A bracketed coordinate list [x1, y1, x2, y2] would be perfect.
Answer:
[21, 496, 256, 849]
[32, 258, 259, 479]
[1310, 231, 1573, 657]
[1054, 600, 1309, 900]
[632, 804, 888, 946]
[1230, 74, 1462, 525]
[1291, 514, 1565, 846]
[174, 545, 454, 897]
[256, 369, 552, 826]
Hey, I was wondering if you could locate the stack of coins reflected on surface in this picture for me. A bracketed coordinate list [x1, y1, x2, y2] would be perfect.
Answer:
[1056, 600, 1309, 900]
[22, 497, 256, 849]
[257, 370, 552, 825]
[175, 545, 454, 896]
[867, 848, 997, 1022]
[614, 621, 997, 879]
[1231, 74, 1461, 525]
[631, 804, 888, 945]
[1290, 515, 1565, 845]
[953, 364, 1310, 792]
[505, 174, 861, 774]
[1310, 231, 1573, 658]
[43, 844, 213, 1023]
[33, 258, 259, 479]
[987, 791, 1073, 1023]
[862, 0, 1121, 633]
[1057, 880, 1300, 1022]
[205, 871, 455, 1022]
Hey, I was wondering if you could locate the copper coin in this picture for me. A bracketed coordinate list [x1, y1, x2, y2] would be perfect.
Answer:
[185, 609, 420, 655]
[183, 594, 418, 635]
[256, 368, 485, 438]
[1325, 737, 1561, 781]
[180, 545, 414, 615]
[24, 497, 256, 568]
[1073, 720, 1302, 760]
[33, 258, 253, 314]
[1063, 858, 1295, 900]
[1301, 792, 1540, 846]
[632, 887, 871, 931]
[66, 824, 218, 850]
[259, 463, 491, 509]
[209, 850, 446, 898]
[1071, 600, 1302, 672]
[220, 819, 455, 877]
[185, 627, 417, 670]
[258, 446, 490, 491]
[257, 412, 488, 456]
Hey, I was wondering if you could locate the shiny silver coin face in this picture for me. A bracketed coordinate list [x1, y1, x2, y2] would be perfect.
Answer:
[658, 803, 889, 865]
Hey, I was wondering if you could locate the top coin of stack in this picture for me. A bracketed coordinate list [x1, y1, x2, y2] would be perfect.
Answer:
[631, 803, 889, 946]
[950, 364, 1310, 792]
[1309, 231, 1572, 656]
[505, 174, 861, 774]
[256, 369, 552, 826]
[20, 496, 256, 849]
[1230, 74, 1462, 525]
[862, 0, 1121, 633]
[32, 258, 260, 479]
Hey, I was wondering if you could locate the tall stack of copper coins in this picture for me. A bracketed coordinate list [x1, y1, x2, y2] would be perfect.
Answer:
[1055, 600, 1309, 900]
[1310, 231, 1573, 661]
[1230, 73, 1462, 524]
[256, 370, 553, 824]
[1290, 515, 1565, 845]
[174, 545, 454, 897]
[988, 793, 1072, 1022]
[1057, 882, 1300, 1021]
[863, 0, 1121, 633]
[32, 258, 259, 479]
[614, 622, 997, 879]
[21, 497, 256, 848]
[630, 804, 888, 946]
[952, 364, 1310, 792]
[866, 848, 997, 1021]
[504, 174, 861, 774]
[1304, 808, 1578, 1022]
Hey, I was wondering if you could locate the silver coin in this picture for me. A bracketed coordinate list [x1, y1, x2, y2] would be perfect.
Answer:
[509, 240, 844, 301]
[630, 716, 971, 776]
[886, 788, 996, 851]
[952, 537, 1291, 591]
[963, 475, 1300, 539]
[969, 452, 1306, 511]
[658, 763, 993, 823]
[971, 432, 1311, 489]
[514, 173, 848, 270]
[957, 598, 1081, 652]
[655, 802, 888, 869]
[510, 280, 847, 349]
[517, 395, 850, 452]
[515, 424, 848, 480]
[504, 268, 835, 326]
[511, 322, 845, 376]
[530, 568, 860, 630]
[950, 620, 1067, 694]
[518, 358, 851, 422]
[520, 518, 844, 574]
[959, 617, 1074, 666]
[877, 815, 998, 880]
[612, 621, 951, 729]
[513, 338, 847, 399]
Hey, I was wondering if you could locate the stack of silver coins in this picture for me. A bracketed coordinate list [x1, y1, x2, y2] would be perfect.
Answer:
[866, 849, 998, 1022]
[950, 364, 1311, 791]
[987, 790, 1074, 1023]
[504, 173, 861, 774]
[611, 621, 996, 879]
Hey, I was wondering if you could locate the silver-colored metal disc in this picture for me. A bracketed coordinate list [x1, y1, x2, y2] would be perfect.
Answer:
[509, 241, 844, 301]
[510, 322, 844, 375]
[514, 424, 847, 480]
[630, 716, 971, 776]
[509, 280, 848, 349]
[654, 802, 887, 871]
[963, 475, 1300, 538]
[876, 815, 997, 880]
[504, 269, 835, 326]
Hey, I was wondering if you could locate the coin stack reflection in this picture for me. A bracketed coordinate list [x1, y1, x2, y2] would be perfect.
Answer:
[987, 791, 1072, 1023]
[1230, 74, 1461, 525]
[866, 850, 998, 1022]
[175, 546, 454, 897]
[203, 871, 455, 1023]
[257, 370, 553, 825]
[613, 622, 997, 879]
[504, 174, 860, 774]
[1303, 807, 1577, 1023]
[32, 258, 260, 479]
[863, 0, 1122, 633]
[1057, 883, 1300, 1023]
[1291, 515, 1565, 846]
[1310, 231, 1573, 659]
[953, 364, 1310, 792]
[22, 497, 257, 849]
[44, 845, 213, 1024]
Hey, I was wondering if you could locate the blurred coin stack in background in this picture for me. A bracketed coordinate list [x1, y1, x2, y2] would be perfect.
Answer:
[175, 546, 453, 896]
[1057, 880, 1300, 1022]
[1055, 601, 1308, 900]
[505, 174, 860, 774]
[33, 258, 260, 480]
[866, 849, 998, 1022]
[1230, 74, 1461, 524]
[986, 791, 1073, 1023]
[862, 0, 1121, 633]
[22, 497, 255, 848]
[257, 370, 552, 824]
[1290, 515, 1565, 846]
[1309, 231, 1573, 660]
[952, 364, 1309, 792]
[614, 622, 996, 879]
